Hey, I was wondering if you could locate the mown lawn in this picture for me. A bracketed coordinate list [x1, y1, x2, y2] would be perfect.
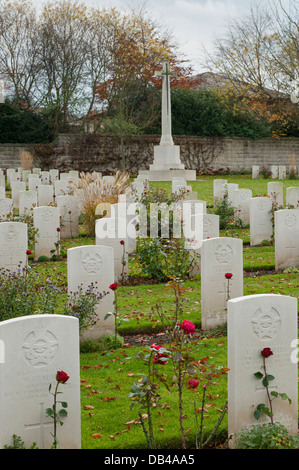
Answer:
[25, 174, 299, 449]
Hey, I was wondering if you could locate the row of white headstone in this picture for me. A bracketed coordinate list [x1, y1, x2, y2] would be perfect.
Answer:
[252, 164, 296, 179]
[0, 291, 297, 449]
[0, 174, 298, 449]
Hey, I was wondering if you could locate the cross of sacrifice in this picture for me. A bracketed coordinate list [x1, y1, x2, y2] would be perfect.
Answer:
[0, 80, 4, 104]
[154, 61, 177, 146]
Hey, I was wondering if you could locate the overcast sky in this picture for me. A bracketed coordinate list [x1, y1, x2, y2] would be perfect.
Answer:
[36, 0, 294, 74]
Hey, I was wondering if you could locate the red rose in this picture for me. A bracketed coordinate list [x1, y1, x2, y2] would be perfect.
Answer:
[187, 380, 199, 389]
[261, 347, 273, 358]
[57, 227, 61, 232]
[150, 344, 169, 365]
[56, 370, 69, 383]
[26, 250, 32, 255]
[225, 273, 233, 279]
[120, 240, 125, 245]
[181, 320, 195, 335]
[109, 283, 118, 291]
[150, 343, 161, 351]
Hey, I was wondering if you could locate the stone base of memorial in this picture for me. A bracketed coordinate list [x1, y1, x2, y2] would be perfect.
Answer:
[139, 169, 196, 182]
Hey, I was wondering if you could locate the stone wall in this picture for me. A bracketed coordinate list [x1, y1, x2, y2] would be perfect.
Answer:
[0, 143, 34, 169]
[0, 134, 298, 173]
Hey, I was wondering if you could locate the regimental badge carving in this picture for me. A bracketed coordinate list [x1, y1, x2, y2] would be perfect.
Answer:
[41, 208, 53, 223]
[240, 190, 250, 201]
[82, 252, 103, 274]
[203, 218, 212, 237]
[251, 306, 281, 340]
[22, 326, 58, 367]
[257, 198, 267, 211]
[284, 212, 297, 228]
[6, 224, 17, 242]
[214, 244, 233, 264]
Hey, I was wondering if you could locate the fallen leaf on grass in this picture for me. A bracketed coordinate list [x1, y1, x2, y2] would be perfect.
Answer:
[102, 396, 118, 401]
[84, 405, 95, 410]
[91, 433, 102, 439]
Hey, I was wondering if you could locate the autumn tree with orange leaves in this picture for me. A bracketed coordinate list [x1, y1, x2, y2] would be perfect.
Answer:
[0, 0, 195, 140]
[90, 7, 196, 169]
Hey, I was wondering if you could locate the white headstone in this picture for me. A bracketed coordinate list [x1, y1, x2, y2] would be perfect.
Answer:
[274, 209, 299, 271]
[228, 294, 298, 447]
[56, 195, 79, 239]
[49, 169, 59, 182]
[201, 237, 243, 330]
[33, 206, 60, 261]
[0, 222, 28, 272]
[286, 187, 299, 208]
[278, 165, 286, 180]
[0, 198, 12, 220]
[40, 171, 50, 185]
[67, 245, 115, 340]
[95, 217, 128, 282]
[6, 168, 16, 185]
[233, 189, 252, 226]
[19, 190, 38, 216]
[249, 197, 273, 246]
[110, 202, 138, 254]
[172, 178, 187, 194]
[37, 184, 54, 206]
[252, 166, 259, 179]
[267, 181, 284, 207]
[225, 183, 239, 204]
[28, 174, 42, 192]
[0, 314, 81, 449]
[213, 179, 228, 202]
[203, 213, 220, 240]
[54, 180, 70, 197]
[21, 170, 31, 183]
[11, 181, 26, 208]
[271, 165, 278, 178]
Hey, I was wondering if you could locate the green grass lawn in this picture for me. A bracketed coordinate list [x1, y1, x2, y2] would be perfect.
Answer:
[24, 174, 299, 449]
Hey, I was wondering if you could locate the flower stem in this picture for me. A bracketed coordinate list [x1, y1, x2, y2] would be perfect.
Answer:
[263, 356, 274, 425]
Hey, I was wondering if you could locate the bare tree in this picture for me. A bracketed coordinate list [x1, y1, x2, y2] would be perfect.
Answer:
[0, 0, 42, 106]
[203, 0, 298, 96]
[38, 0, 89, 134]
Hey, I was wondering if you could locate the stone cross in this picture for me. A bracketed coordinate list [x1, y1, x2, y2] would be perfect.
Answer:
[0, 80, 4, 104]
[154, 60, 176, 146]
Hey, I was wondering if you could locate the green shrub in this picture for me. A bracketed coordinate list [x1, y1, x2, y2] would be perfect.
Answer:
[0, 102, 53, 143]
[235, 423, 299, 449]
[214, 192, 244, 229]
[80, 334, 124, 353]
[148, 88, 272, 138]
[38, 255, 50, 262]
